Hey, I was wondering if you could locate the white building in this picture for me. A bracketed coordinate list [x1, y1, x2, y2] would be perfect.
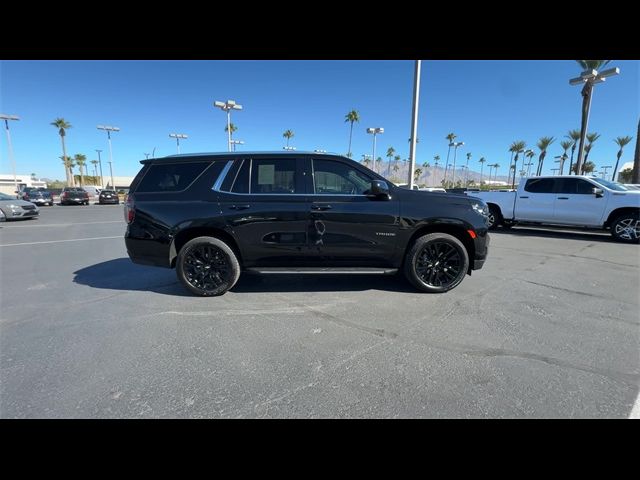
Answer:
[617, 161, 634, 182]
[0, 173, 47, 196]
[103, 176, 136, 191]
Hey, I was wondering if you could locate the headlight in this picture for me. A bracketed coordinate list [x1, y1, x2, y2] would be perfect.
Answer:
[8, 204, 20, 210]
[470, 200, 489, 217]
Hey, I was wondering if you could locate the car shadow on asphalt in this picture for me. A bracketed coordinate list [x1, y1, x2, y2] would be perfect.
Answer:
[491, 226, 617, 243]
[73, 258, 418, 296]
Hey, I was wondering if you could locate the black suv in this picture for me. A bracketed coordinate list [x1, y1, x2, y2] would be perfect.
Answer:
[125, 152, 489, 296]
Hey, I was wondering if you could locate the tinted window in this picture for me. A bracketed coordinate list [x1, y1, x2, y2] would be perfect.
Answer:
[250, 159, 297, 194]
[313, 159, 371, 194]
[524, 178, 556, 193]
[556, 178, 595, 194]
[136, 162, 209, 193]
[231, 159, 250, 193]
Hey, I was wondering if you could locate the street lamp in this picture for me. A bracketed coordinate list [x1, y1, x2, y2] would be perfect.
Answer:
[97, 125, 120, 191]
[169, 133, 188, 154]
[554, 154, 568, 175]
[601, 165, 612, 178]
[569, 66, 620, 175]
[230, 139, 244, 151]
[0, 114, 20, 197]
[366, 127, 384, 174]
[96, 149, 104, 188]
[214, 99, 243, 152]
[450, 141, 464, 186]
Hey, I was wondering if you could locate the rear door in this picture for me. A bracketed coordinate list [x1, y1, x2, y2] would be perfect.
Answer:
[552, 178, 607, 226]
[217, 157, 311, 267]
[514, 178, 557, 222]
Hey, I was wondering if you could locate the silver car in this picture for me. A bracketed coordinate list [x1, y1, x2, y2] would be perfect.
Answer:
[0, 192, 40, 220]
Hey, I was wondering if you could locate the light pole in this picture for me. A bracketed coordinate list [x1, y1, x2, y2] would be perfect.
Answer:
[107, 161, 114, 189]
[1, 114, 20, 197]
[366, 127, 384, 174]
[570, 66, 620, 175]
[96, 149, 104, 188]
[230, 139, 244, 151]
[601, 165, 612, 178]
[97, 125, 120, 192]
[214, 99, 242, 152]
[169, 133, 188, 154]
[551, 168, 560, 175]
[450, 141, 464, 186]
[408, 60, 421, 189]
[554, 154, 568, 175]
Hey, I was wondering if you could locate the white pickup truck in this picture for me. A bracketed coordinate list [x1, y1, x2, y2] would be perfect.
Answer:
[469, 175, 640, 243]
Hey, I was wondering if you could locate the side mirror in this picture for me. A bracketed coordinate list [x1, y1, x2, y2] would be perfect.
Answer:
[368, 180, 390, 199]
[593, 187, 604, 197]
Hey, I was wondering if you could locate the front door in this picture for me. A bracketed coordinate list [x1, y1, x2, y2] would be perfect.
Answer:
[552, 178, 607, 226]
[514, 177, 557, 222]
[305, 157, 400, 267]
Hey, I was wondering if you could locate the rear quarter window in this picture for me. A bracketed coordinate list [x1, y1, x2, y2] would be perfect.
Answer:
[135, 162, 210, 193]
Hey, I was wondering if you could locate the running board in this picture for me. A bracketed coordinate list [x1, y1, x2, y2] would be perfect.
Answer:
[245, 267, 398, 275]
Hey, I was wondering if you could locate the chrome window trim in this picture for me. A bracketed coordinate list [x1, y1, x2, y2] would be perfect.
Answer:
[212, 161, 234, 192]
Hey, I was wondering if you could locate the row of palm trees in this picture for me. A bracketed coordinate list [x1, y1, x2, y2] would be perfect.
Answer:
[51, 118, 103, 187]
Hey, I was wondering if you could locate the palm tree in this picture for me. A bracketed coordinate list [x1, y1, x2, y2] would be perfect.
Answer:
[582, 132, 601, 173]
[394, 155, 401, 172]
[566, 129, 581, 175]
[478, 157, 486, 185]
[525, 150, 536, 176]
[536, 137, 555, 176]
[74, 153, 87, 187]
[90, 159, 99, 181]
[414, 168, 422, 183]
[559, 140, 573, 175]
[224, 122, 238, 137]
[376, 157, 383, 171]
[363, 158, 371, 168]
[51, 118, 73, 186]
[61, 155, 75, 185]
[574, 60, 611, 174]
[344, 110, 360, 158]
[572, 161, 596, 174]
[633, 118, 640, 184]
[612, 136, 633, 181]
[444, 133, 456, 183]
[282, 129, 294, 148]
[392, 163, 400, 173]
[465, 152, 472, 184]
[386, 147, 395, 176]
[509, 141, 526, 187]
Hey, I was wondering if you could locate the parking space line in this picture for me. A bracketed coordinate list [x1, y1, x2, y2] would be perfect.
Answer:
[0, 236, 122, 247]
[0, 221, 123, 228]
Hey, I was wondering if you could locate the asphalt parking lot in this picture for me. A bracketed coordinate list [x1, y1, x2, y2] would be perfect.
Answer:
[1, 205, 639, 418]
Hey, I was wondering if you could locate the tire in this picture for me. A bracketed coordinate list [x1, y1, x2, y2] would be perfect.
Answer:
[487, 205, 502, 230]
[176, 236, 241, 296]
[403, 232, 470, 293]
[611, 212, 640, 243]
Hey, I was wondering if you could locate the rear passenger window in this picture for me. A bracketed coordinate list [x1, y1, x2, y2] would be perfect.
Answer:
[250, 159, 297, 194]
[524, 178, 556, 193]
[231, 160, 250, 193]
[136, 162, 209, 192]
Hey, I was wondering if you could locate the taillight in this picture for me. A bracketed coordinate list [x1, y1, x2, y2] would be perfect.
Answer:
[124, 194, 135, 224]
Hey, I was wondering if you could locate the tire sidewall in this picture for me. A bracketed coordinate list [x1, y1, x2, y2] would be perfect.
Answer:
[487, 205, 502, 230]
[176, 236, 241, 296]
[404, 233, 470, 293]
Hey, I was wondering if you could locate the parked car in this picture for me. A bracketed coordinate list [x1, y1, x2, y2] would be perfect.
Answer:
[420, 187, 447, 193]
[0, 192, 39, 220]
[0, 208, 6, 222]
[21, 189, 54, 206]
[624, 184, 640, 191]
[125, 152, 490, 296]
[82, 186, 102, 202]
[60, 187, 90, 205]
[98, 189, 119, 204]
[470, 175, 640, 243]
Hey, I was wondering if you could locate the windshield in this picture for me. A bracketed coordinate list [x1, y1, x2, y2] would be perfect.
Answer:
[0, 192, 19, 200]
[591, 178, 630, 191]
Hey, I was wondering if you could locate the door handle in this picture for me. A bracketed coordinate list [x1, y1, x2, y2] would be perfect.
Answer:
[311, 204, 332, 211]
[519, 196, 529, 199]
[557, 197, 569, 200]
[229, 204, 251, 210]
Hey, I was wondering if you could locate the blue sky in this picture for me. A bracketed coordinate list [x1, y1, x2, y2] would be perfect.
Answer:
[1, 60, 638, 180]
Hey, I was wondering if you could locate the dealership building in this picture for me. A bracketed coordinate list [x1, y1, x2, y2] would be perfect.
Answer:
[0, 173, 48, 196]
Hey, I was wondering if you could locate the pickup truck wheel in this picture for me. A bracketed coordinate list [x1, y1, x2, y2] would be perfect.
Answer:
[176, 236, 241, 296]
[487, 205, 502, 230]
[404, 232, 470, 293]
[611, 212, 640, 243]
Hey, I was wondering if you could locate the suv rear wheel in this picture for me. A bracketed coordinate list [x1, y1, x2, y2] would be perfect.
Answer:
[404, 232, 469, 293]
[176, 236, 241, 296]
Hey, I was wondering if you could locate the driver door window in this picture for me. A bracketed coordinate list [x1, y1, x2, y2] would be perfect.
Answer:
[312, 159, 371, 195]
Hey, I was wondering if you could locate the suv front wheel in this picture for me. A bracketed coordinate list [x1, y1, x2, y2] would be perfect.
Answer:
[176, 236, 241, 296]
[404, 232, 470, 293]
